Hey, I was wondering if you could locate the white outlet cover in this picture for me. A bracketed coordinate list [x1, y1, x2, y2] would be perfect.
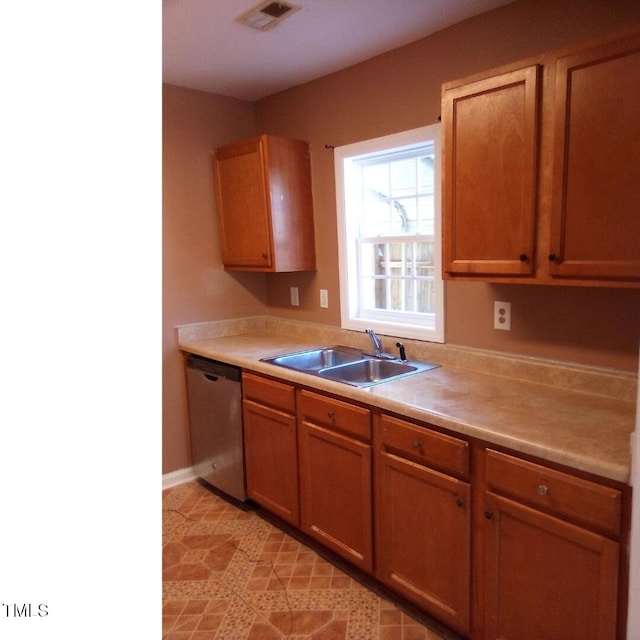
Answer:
[494, 301, 511, 331]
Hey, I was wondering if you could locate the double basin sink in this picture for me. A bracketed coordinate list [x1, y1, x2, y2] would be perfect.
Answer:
[261, 345, 439, 387]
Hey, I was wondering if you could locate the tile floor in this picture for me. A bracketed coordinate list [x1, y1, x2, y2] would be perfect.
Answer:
[163, 480, 460, 640]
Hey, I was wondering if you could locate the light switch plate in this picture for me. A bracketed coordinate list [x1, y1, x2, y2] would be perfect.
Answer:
[290, 287, 299, 306]
[320, 289, 328, 308]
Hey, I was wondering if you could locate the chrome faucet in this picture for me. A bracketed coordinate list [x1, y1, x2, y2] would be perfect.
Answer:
[364, 328, 396, 360]
[365, 328, 383, 354]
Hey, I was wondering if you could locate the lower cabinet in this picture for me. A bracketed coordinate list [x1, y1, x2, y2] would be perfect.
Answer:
[481, 449, 623, 640]
[298, 389, 374, 572]
[242, 373, 299, 526]
[375, 414, 471, 635]
[240, 373, 627, 640]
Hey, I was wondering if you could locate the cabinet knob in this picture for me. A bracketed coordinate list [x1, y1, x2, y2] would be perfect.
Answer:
[548, 253, 557, 262]
[327, 411, 335, 420]
[261, 252, 268, 260]
[536, 484, 549, 496]
[519, 253, 528, 262]
[412, 439, 422, 450]
[456, 498, 465, 508]
[484, 510, 494, 520]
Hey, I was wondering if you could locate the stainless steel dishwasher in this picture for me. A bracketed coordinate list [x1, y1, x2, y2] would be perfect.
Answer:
[185, 355, 246, 502]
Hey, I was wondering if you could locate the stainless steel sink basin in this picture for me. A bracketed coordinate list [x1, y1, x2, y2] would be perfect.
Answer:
[262, 346, 365, 371]
[261, 345, 439, 387]
[319, 359, 417, 384]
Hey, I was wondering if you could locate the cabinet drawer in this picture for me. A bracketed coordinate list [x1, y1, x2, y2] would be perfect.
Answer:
[485, 449, 622, 537]
[298, 390, 371, 441]
[381, 415, 469, 478]
[242, 372, 296, 414]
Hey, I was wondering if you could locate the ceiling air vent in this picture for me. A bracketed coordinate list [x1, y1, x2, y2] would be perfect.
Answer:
[236, 1, 300, 31]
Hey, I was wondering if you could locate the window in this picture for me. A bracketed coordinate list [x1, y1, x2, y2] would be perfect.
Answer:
[335, 124, 444, 343]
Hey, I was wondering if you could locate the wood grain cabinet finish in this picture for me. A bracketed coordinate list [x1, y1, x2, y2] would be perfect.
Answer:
[549, 34, 640, 281]
[375, 415, 471, 634]
[442, 65, 540, 277]
[213, 134, 316, 272]
[239, 374, 629, 639]
[482, 449, 622, 640]
[241, 373, 299, 525]
[298, 390, 373, 572]
[442, 30, 640, 287]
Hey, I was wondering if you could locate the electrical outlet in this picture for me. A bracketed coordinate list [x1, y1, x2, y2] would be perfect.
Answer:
[494, 301, 511, 331]
[320, 289, 328, 308]
[290, 287, 299, 306]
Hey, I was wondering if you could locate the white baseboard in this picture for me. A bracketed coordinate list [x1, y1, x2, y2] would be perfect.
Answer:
[162, 467, 197, 489]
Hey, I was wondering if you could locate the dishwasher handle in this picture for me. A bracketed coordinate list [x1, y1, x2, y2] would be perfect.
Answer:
[186, 354, 241, 383]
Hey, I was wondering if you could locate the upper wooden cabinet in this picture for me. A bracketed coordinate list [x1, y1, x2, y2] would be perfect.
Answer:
[442, 30, 640, 287]
[549, 35, 640, 281]
[213, 134, 316, 272]
[442, 65, 541, 277]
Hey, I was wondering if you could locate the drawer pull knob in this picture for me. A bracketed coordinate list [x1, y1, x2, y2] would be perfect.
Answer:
[456, 498, 465, 508]
[536, 484, 549, 496]
[327, 411, 335, 419]
[484, 510, 494, 520]
[412, 439, 422, 449]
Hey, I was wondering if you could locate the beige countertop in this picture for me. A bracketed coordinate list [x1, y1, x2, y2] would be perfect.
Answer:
[177, 318, 637, 484]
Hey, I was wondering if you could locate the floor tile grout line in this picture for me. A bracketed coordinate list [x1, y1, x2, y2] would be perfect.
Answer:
[163, 502, 295, 639]
[163, 482, 451, 640]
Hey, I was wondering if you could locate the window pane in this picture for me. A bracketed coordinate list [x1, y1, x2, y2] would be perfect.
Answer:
[418, 154, 435, 191]
[417, 195, 434, 234]
[360, 242, 378, 277]
[390, 158, 417, 197]
[362, 163, 388, 196]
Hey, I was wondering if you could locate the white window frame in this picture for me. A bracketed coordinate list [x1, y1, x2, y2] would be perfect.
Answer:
[334, 124, 444, 343]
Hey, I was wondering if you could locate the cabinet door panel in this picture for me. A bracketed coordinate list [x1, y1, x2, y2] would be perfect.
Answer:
[214, 139, 273, 268]
[550, 36, 640, 280]
[443, 65, 540, 275]
[377, 451, 470, 634]
[483, 492, 619, 640]
[242, 399, 298, 525]
[299, 421, 373, 572]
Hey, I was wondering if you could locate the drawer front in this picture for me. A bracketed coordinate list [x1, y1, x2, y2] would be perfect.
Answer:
[381, 415, 469, 478]
[298, 389, 371, 441]
[242, 372, 296, 414]
[485, 449, 622, 537]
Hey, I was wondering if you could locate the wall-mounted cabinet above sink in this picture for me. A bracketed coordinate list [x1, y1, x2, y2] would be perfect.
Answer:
[261, 346, 439, 387]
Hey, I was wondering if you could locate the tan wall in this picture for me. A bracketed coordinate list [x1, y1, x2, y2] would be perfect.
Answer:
[256, 0, 640, 372]
[162, 85, 264, 473]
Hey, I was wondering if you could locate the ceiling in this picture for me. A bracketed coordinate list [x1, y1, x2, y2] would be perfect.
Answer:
[163, 0, 514, 101]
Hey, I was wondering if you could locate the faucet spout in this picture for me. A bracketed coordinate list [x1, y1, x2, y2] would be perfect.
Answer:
[365, 328, 383, 354]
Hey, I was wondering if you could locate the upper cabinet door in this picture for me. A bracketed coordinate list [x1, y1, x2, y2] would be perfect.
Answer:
[549, 35, 640, 281]
[214, 138, 274, 269]
[213, 135, 316, 272]
[442, 65, 540, 276]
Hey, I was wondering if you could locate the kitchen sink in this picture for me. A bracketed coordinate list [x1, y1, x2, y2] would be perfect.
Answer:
[261, 346, 439, 387]
[262, 346, 366, 371]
